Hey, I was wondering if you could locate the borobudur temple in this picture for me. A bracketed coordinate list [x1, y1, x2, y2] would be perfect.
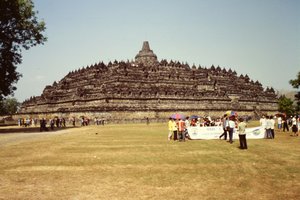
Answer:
[18, 41, 278, 122]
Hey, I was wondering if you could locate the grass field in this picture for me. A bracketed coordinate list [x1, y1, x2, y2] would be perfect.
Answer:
[0, 123, 299, 200]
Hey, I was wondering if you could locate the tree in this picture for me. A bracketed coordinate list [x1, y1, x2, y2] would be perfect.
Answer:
[0, 0, 46, 99]
[278, 95, 294, 116]
[0, 97, 20, 115]
[289, 71, 300, 112]
[0, 100, 5, 114]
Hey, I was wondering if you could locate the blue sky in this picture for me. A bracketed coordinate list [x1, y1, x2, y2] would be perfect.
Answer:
[14, 0, 300, 101]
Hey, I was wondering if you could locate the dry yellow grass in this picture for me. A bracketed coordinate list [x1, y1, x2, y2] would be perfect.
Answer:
[0, 123, 299, 200]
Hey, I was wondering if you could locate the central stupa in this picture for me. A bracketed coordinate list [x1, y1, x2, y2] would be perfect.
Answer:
[135, 41, 158, 65]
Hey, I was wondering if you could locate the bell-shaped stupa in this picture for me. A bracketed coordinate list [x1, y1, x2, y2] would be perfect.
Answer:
[135, 41, 158, 66]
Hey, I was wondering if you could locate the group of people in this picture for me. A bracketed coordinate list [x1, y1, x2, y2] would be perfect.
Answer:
[219, 114, 248, 149]
[18, 118, 38, 127]
[167, 114, 249, 150]
[260, 115, 300, 137]
[17, 116, 106, 132]
[168, 117, 192, 142]
[259, 115, 276, 139]
[168, 113, 300, 150]
[40, 117, 67, 132]
[189, 117, 222, 127]
[80, 117, 106, 126]
[276, 115, 300, 136]
[93, 117, 105, 126]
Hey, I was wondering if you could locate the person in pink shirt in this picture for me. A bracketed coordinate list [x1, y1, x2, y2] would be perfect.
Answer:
[178, 118, 186, 142]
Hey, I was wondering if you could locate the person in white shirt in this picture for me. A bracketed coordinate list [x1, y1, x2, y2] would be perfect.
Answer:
[196, 118, 201, 127]
[277, 116, 282, 129]
[265, 116, 273, 139]
[219, 114, 229, 140]
[270, 115, 275, 139]
[228, 116, 236, 144]
[260, 116, 267, 129]
[260, 115, 267, 137]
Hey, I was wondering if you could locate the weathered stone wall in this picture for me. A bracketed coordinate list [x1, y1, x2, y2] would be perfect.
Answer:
[16, 96, 278, 122]
[13, 108, 278, 125]
[19, 97, 277, 114]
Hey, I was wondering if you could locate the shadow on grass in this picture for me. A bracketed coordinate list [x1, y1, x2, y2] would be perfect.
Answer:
[0, 126, 77, 134]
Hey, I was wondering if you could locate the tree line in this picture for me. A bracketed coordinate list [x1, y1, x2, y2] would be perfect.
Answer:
[0, 98, 19, 115]
[278, 71, 300, 116]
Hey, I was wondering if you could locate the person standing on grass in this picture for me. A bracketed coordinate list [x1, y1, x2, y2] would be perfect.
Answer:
[50, 118, 55, 130]
[178, 118, 186, 142]
[282, 117, 289, 132]
[173, 119, 179, 140]
[237, 118, 247, 149]
[228, 116, 236, 144]
[40, 118, 48, 132]
[219, 114, 228, 140]
[72, 117, 76, 126]
[260, 115, 267, 136]
[291, 116, 298, 136]
[270, 115, 275, 139]
[168, 118, 173, 140]
[277, 116, 282, 129]
[265, 116, 273, 139]
[184, 117, 191, 140]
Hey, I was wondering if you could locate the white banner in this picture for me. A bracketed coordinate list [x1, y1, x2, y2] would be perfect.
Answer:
[187, 126, 266, 140]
